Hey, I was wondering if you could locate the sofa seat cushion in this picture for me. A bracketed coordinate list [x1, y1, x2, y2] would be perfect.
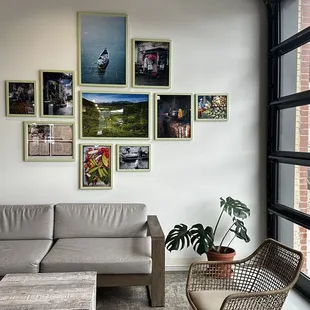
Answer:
[0, 240, 53, 276]
[41, 238, 152, 274]
[189, 290, 238, 310]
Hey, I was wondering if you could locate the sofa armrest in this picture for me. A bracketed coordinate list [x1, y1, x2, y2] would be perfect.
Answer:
[146, 215, 165, 306]
[147, 215, 164, 240]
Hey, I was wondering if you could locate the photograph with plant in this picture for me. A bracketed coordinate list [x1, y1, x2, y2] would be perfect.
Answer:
[80, 144, 112, 189]
[165, 196, 250, 257]
[80, 92, 149, 139]
[195, 94, 228, 121]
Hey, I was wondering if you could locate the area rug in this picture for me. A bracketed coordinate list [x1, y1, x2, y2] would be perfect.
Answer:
[96, 272, 191, 309]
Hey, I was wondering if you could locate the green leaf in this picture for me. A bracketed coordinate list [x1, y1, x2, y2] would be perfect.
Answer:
[165, 224, 191, 252]
[190, 224, 214, 255]
[231, 219, 250, 243]
[220, 196, 250, 220]
[220, 197, 225, 207]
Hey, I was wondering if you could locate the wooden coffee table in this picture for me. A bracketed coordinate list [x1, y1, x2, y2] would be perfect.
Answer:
[0, 271, 97, 310]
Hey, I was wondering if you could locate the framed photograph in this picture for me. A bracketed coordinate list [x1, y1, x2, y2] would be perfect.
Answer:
[80, 144, 112, 189]
[195, 94, 228, 121]
[116, 144, 151, 172]
[132, 39, 171, 88]
[40, 70, 74, 117]
[24, 122, 75, 162]
[80, 92, 150, 139]
[5, 80, 36, 116]
[77, 12, 127, 87]
[155, 94, 192, 140]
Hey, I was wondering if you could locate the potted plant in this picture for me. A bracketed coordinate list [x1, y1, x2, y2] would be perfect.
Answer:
[165, 196, 250, 262]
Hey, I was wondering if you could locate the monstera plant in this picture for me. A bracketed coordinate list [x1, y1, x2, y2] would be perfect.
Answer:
[165, 197, 251, 259]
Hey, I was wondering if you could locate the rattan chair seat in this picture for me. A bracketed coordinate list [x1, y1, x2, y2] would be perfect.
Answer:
[189, 290, 237, 310]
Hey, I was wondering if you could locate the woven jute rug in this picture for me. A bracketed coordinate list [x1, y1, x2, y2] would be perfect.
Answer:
[96, 272, 191, 310]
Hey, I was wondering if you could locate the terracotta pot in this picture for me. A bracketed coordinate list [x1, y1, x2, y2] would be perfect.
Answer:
[207, 247, 236, 261]
[206, 247, 236, 278]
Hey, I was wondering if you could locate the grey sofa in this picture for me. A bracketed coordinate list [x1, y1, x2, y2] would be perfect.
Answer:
[0, 204, 54, 274]
[0, 203, 165, 307]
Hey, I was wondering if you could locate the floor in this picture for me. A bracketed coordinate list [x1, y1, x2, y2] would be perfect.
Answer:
[96, 272, 190, 310]
[96, 272, 310, 310]
[283, 290, 310, 310]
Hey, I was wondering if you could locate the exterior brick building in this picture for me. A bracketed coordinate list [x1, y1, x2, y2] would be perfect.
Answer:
[295, 0, 310, 274]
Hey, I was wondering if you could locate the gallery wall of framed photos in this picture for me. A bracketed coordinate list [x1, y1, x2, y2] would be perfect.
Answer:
[0, 0, 265, 266]
[2, 10, 229, 190]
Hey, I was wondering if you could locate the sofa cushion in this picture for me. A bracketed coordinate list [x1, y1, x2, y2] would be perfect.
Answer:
[189, 290, 238, 310]
[41, 238, 152, 274]
[0, 205, 54, 240]
[0, 240, 53, 276]
[54, 203, 147, 238]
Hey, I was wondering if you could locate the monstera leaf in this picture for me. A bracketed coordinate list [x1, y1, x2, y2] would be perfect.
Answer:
[165, 197, 251, 255]
[230, 219, 250, 243]
[190, 224, 214, 255]
[165, 224, 191, 252]
[220, 196, 250, 220]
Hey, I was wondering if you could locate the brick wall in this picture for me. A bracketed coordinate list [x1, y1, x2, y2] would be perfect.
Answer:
[295, 0, 309, 273]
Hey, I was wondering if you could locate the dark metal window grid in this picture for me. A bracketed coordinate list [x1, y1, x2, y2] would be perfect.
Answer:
[265, 0, 310, 301]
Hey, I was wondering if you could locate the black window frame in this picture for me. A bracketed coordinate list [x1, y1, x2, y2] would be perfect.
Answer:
[265, 0, 310, 300]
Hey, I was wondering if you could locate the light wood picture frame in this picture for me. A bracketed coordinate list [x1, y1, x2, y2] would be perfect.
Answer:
[132, 38, 171, 88]
[80, 91, 150, 139]
[116, 144, 151, 172]
[40, 70, 75, 118]
[5, 80, 37, 117]
[195, 93, 229, 121]
[154, 93, 193, 140]
[77, 12, 127, 87]
[24, 121, 75, 162]
[80, 144, 113, 189]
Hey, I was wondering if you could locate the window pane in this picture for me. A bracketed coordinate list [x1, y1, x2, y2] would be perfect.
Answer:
[281, 0, 309, 42]
[278, 163, 310, 216]
[281, 0, 298, 42]
[278, 216, 310, 277]
[280, 45, 310, 97]
[279, 106, 310, 152]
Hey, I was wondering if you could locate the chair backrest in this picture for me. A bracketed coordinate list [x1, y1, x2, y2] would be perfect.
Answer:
[54, 203, 148, 239]
[0, 204, 54, 240]
[249, 239, 304, 292]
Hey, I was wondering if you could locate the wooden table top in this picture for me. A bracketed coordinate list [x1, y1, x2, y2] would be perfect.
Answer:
[0, 271, 97, 310]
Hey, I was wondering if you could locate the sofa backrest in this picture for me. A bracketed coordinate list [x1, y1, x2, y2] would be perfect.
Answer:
[54, 203, 148, 239]
[0, 205, 54, 240]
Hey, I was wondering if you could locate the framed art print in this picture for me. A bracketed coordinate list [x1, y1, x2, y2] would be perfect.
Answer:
[195, 94, 228, 121]
[24, 121, 75, 162]
[116, 144, 151, 172]
[132, 39, 171, 88]
[78, 12, 127, 87]
[80, 92, 150, 139]
[80, 144, 112, 189]
[5, 80, 36, 116]
[40, 70, 74, 117]
[155, 93, 192, 140]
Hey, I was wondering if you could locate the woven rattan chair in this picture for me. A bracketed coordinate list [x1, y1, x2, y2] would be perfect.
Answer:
[186, 238, 304, 310]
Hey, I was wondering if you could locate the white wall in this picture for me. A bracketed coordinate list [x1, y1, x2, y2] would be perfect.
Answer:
[0, 0, 267, 268]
